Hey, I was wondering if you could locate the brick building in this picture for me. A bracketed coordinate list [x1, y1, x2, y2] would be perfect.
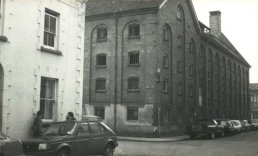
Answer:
[83, 0, 250, 136]
[0, 0, 85, 138]
[250, 83, 258, 121]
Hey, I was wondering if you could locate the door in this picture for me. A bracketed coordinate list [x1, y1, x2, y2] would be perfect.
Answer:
[75, 122, 92, 155]
[88, 121, 106, 155]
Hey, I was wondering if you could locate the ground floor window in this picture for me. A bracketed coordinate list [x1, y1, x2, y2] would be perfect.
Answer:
[94, 107, 105, 119]
[40, 77, 57, 119]
[127, 107, 138, 121]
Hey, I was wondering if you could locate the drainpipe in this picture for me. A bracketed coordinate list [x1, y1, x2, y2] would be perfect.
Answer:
[114, 13, 118, 132]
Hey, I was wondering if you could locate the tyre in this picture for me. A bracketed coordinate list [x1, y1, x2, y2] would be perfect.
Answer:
[57, 149, 71, 156]
[104, 144, 113, 156]
[210, 131, 215, 140]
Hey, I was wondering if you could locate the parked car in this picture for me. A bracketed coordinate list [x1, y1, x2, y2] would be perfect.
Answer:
[215, 119, 237, 135]
[230, 120, 242, 133]
[0, 132, 25, 156]
[22, 117, 118, 156]
[185, 119, 225, 139]
[240, 120, 251, 131]
[249, 120, 258, 130]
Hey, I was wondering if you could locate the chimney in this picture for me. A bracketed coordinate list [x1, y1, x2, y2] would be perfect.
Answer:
[209, 11, 221, 36]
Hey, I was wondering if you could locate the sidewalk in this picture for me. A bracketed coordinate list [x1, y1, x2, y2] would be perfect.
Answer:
[118, 135, 189, 142]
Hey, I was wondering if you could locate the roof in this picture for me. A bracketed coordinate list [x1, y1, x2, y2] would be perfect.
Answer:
[86, 0, 164, 16]
[250, 83, 258, 91]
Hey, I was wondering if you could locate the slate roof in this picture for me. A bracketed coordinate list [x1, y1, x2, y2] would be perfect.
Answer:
[86, 0, 164, 16]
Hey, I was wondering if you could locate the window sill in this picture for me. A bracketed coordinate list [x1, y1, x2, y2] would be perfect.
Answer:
[40, 46, 62, 55]
[127, 89, 140, 93]
[95, 90, 107, 93]
[96, 65, 107, 68]
[128, 64, 140, 67]
[96, 39, 107, 42]
[0, 35, 8, 42]
[128, 36, 141, 40]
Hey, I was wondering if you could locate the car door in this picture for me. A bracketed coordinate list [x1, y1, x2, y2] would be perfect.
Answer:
[88, 121, 106, 155]
[75, 122, 92, 156]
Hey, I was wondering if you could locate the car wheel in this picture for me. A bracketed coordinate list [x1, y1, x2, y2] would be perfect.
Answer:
[104, 144, 113, 156]
[210, 131, 215, 140]
[57, 149, 71, 156]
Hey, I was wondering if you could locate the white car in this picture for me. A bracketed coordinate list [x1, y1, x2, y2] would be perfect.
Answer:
[230, 120, 242, 133]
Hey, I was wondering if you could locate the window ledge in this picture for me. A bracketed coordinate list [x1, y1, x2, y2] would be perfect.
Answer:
[128, 36, 141, 40]
[127, 89, 140, 93]
[96, 65, 107, 68]
[40, 46, 62, 55]
[0, 36, 8, 42]
[95, 90, 107, 93]
[97, 39, 107, 42]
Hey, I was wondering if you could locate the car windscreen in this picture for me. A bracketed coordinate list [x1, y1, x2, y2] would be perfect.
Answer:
[43, 122, 76, 136]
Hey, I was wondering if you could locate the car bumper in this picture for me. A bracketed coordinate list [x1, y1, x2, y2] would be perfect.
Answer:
[24, 151, 55, 156]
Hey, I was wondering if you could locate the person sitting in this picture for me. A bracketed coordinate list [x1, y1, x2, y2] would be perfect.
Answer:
[66, 112, 76, 121]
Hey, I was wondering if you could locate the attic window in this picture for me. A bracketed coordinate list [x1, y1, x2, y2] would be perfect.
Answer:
[176, 6, 183, 20]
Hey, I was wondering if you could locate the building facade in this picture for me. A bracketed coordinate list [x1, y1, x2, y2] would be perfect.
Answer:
[0, 0, 85, 138]
[250, 83, 258, 121]
[83, 0, 250, 136]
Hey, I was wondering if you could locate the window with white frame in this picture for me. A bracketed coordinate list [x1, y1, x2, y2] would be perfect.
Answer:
[40, 77, 57, 119]
[44, 8, 59, 48]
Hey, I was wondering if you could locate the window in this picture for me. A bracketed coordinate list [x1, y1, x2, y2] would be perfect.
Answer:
[40, 77, 57, 119]
[128, 23, 140, 38]
[189, 40, 195, 54]
[163, 54, 168, 68]
[95, 107, 105, 119]
[97, 27, 107, 41]
[127, 107, 138, 121]
[199, 87, 203, 106]
[189, 64, 193, 76]
[162, 79, 168, 93]
[163, 27, 169, 41]
[199, 68, 203, 78]
[129, 52, 139, 65]
[189, 85, 193, 97]
[95, 78, 106, 92]
[44, 9, 59, 48]
[177, 81, 182, 95]
[177, 60, 183, 73]
[176, 6, 183, 20]
[199, 46, 204, 57]
[77, 123, 90, 136]
[89, 122, 102, 134]
[177, 35, 183, 47]
[96, 54, 106, 66]
[128, 77, 139, 91]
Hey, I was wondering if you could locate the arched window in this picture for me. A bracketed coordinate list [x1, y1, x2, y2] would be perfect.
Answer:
[189, 39, 195, 54]
[199, 45, 204, 58]
[176, 5, 183, 20]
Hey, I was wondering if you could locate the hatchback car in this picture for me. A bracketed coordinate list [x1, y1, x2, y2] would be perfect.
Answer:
[22, 118, 118, 156]
[0, 132, 25, 156]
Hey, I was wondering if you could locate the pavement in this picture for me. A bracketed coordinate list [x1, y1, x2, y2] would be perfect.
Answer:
[118, 135, 189, 142]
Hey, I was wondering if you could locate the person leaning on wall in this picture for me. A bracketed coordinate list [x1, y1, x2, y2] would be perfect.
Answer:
[31, 111, 43, 137]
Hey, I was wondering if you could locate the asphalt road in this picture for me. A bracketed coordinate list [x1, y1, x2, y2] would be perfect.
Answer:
[114, 131, 258, 156]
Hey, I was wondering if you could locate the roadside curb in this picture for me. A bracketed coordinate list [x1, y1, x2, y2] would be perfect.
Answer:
[118, 135, 189, 142]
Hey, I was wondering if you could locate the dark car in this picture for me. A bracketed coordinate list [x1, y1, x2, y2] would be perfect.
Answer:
[22, 118, 118, 156]
[186, 119, 225, 139]
[0, 132, 25, 156]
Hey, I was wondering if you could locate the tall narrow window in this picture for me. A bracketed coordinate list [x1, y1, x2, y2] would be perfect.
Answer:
[199, 87, 203, 106]
[97, 27, 107, 41]
[127, 107, 138, 121]
[129, 52, 139, 65]
[128, 24, 140, 38]
[44, 9, 59, 48]
[176, 6, 183, 20]
[177, 81, 182, 96]
[128, 77, 139, 91]
[189, 64, 193, 76]
[163, 54, 168, 69]
[96, 78, 106, 92]
[40, 77, 57, 119]
[177, 60, 182, 73]
[189, 40, 195, 54]
[177, 35, 183, 47]
[163, 27, 169, 41]
[162, 79, 168, 93]
[189, 85, 193, 97]
[96, 54, 106, 67]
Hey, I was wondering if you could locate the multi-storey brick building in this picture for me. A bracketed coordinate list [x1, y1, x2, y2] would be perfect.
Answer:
[0, 0, 85, 138]
[250, 83, 258, 121]
[83, 0, 250, 136]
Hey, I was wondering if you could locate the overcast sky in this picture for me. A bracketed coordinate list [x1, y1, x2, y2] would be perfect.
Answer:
[192, 0, 258, 83]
